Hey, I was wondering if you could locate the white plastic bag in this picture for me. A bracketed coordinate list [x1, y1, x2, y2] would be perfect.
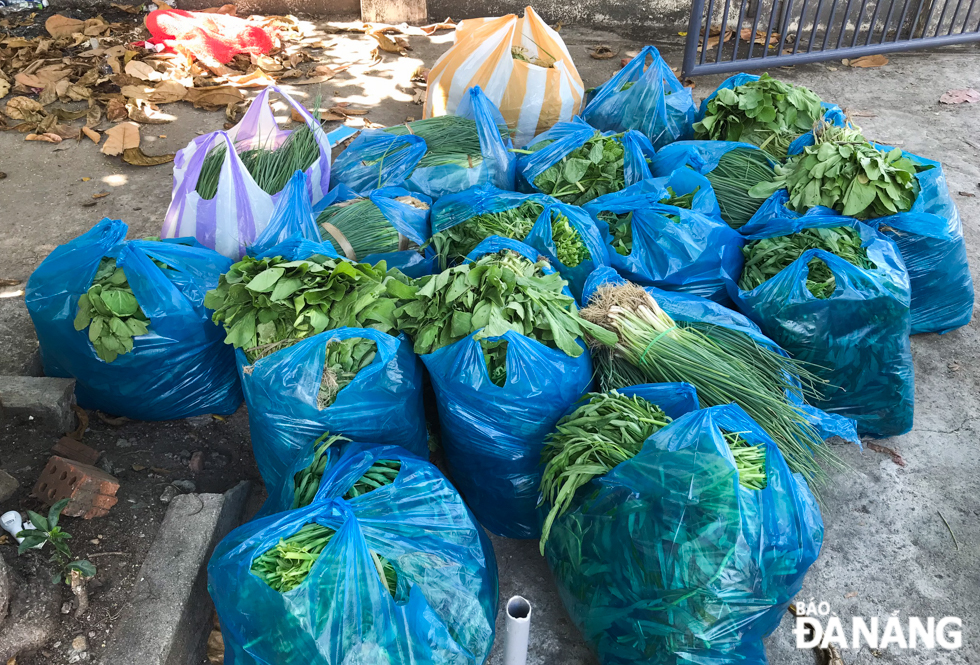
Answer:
[424, 6, 584, 147]
[162, 85, 338, 259]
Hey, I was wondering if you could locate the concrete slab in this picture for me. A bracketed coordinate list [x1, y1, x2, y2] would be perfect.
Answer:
[0, 297, 41, 378]
[98, 481, 250, 665]
[0, 375, 76, 433]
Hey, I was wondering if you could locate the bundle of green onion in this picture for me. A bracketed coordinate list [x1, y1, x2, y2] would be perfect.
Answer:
[739, 226, 876, 298]
[196, 111, 323, 200]
[383, 116, 510, 169]
[703, 148, 776, 229]
[318, 337, 378, 408]
[597, 186, 696, 256]
[539, 391, 671, 551]
[250, 522, 397, 595]
[582, 283, 834, 484]
[317, 195, 428, 261]
[428, 200, 545, 268]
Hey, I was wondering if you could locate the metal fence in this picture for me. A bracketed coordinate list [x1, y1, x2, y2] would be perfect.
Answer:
[682, 0, 980, 76]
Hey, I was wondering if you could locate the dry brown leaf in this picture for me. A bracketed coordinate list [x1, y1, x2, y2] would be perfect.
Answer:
[92, 191, 110, 199]
[939, 88, 980, 104]
[101, 121, 140, 156]
[421, 18, 455, 35]
[207, 624, 224, 664]
[105, 98, 128, 122]
[122, 80, 187, 104]
[0, 80, 9, 98]
[122, 147, 175, 166]
[842, 54, 888, 68]
[276, 69, 304, 80]
[4, 97, 44, 120]
[370, 31, 406, 55]
[106, 56, 122, 75]
[255, 54, 283, 72]
[412, 89, 425, 104]
[45, 15, 86, 39]
[127, 99, 174, 124]
[26, 133, 62, 143]
[589, 45, 617, 59]
[81, 126, 101, 143]
[125, 60, 162, 82]
[739, 28, 780, 45]
[76, 68, 101, 88]
[329, 105, 368, 116]
[67, 85, 92, 102]
[86, 105, 103, 128]
[14, 73, 45, 89]
[223, 70, 277, 87]
[410, 67, 428, 83]
[184, 86, 244, 109]
[111, 3, 143, 13]
[1, 37, 35, 48]
[198, 3, 236, 14]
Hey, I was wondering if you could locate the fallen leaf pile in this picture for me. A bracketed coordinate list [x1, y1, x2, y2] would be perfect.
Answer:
[0, 9, 371, 164]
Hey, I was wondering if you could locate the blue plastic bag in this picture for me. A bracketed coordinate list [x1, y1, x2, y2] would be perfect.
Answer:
[731, 215, 914, 437]
[313, 184, 436, 278]
[516, 118, 656, 199]
[545, 404, 823, 665]
[697, 72, 846, 158]
[582, 266, 861, 445]
[582, 170, 743, 305]
[209, 441, 498, 665]
[421, 237, 593, 538]
[239, 327, 427, 491]
[25, 218, 241, 421]
[580, 45, 695, 149]
[248, 170, 336, 259]
[746, 149, 974, 334]
[428, 187, 606, 299]
[331, 86, 515, 200]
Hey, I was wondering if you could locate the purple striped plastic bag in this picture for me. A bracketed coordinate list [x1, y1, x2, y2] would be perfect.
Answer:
[161, 86, 334, 259]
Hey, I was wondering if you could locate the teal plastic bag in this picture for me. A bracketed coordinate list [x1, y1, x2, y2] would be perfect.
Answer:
[545, 404, 823, 665]
[746, 147, 974, 334]
[582, 169, 743, 305]
[209, 441, 498, 665]
[731, 215, 914, 437]
[25, 218, 241, 421]
[581, 45, 695, 149]
[421, 237, 593, 538]
[330, 86, 515, 200]
[239, 327, 427, 491]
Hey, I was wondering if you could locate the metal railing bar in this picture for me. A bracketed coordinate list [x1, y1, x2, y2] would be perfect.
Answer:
[731, 0, 750, 61]
[701, 0, 718, 64]
[777, 0, 797, 53]
[851, 0, 871, 46]
[747, 0, 768, 56]
[793, 0, 812, 51]
[908, 0, 930, 41]
[944, 0, 966, 34]
[836, 0, 858, 47]
[685, 29, 980, 76]
[681, 0, 706, 78]
[761, 0, 782, 58]
[881, 0, 901, 41]
[717, 0, 735, 62]
[822, 0, 843, 46]
[807, 0, 828, 49]
[934, 0, 954, 35]
[866, 0, 890, 42]
[918, 0, 943, 39]
[894, 0, 916, 39]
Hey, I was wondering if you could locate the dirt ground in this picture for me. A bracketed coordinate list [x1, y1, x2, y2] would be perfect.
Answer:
[1, 8, 979, 665]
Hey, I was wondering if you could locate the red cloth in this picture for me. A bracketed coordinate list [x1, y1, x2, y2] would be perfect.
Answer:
[145, 9, 276, 67]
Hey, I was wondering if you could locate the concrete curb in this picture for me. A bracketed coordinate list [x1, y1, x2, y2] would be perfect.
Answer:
[0, 375, 76, 432]
[99, 481, 250, 665]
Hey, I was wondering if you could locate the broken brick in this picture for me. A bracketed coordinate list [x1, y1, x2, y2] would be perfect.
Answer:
[32, 456, 119, 519]
[51, 437, 101, 466]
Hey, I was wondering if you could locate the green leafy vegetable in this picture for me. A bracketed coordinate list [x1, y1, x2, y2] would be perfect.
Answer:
[703, 148, 776, 229]
[739, 225, 876, 298]
[317, 195, 428, 261]
[290, 433, 351, 509]
[748, 125, 921, 220]
[723, 430, 767, 490]
[582, 282, 836, 487]
[428, 200, 545, 269]
[319, 337, 378, 408]
[527, 132, 628, 206]
[204, 254, 410, 362]
[73, 257, 160, 363]
[539, 391, 671, 551]
[694, 74, 824, 159]
[481, 339, 509, 387]
[549, 210, 591, 267]
[394, 249, 617, 358]
[597, 187, 695, 256]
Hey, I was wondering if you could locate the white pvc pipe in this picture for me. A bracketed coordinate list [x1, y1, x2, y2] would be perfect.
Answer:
[503, 595, 532, 665]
